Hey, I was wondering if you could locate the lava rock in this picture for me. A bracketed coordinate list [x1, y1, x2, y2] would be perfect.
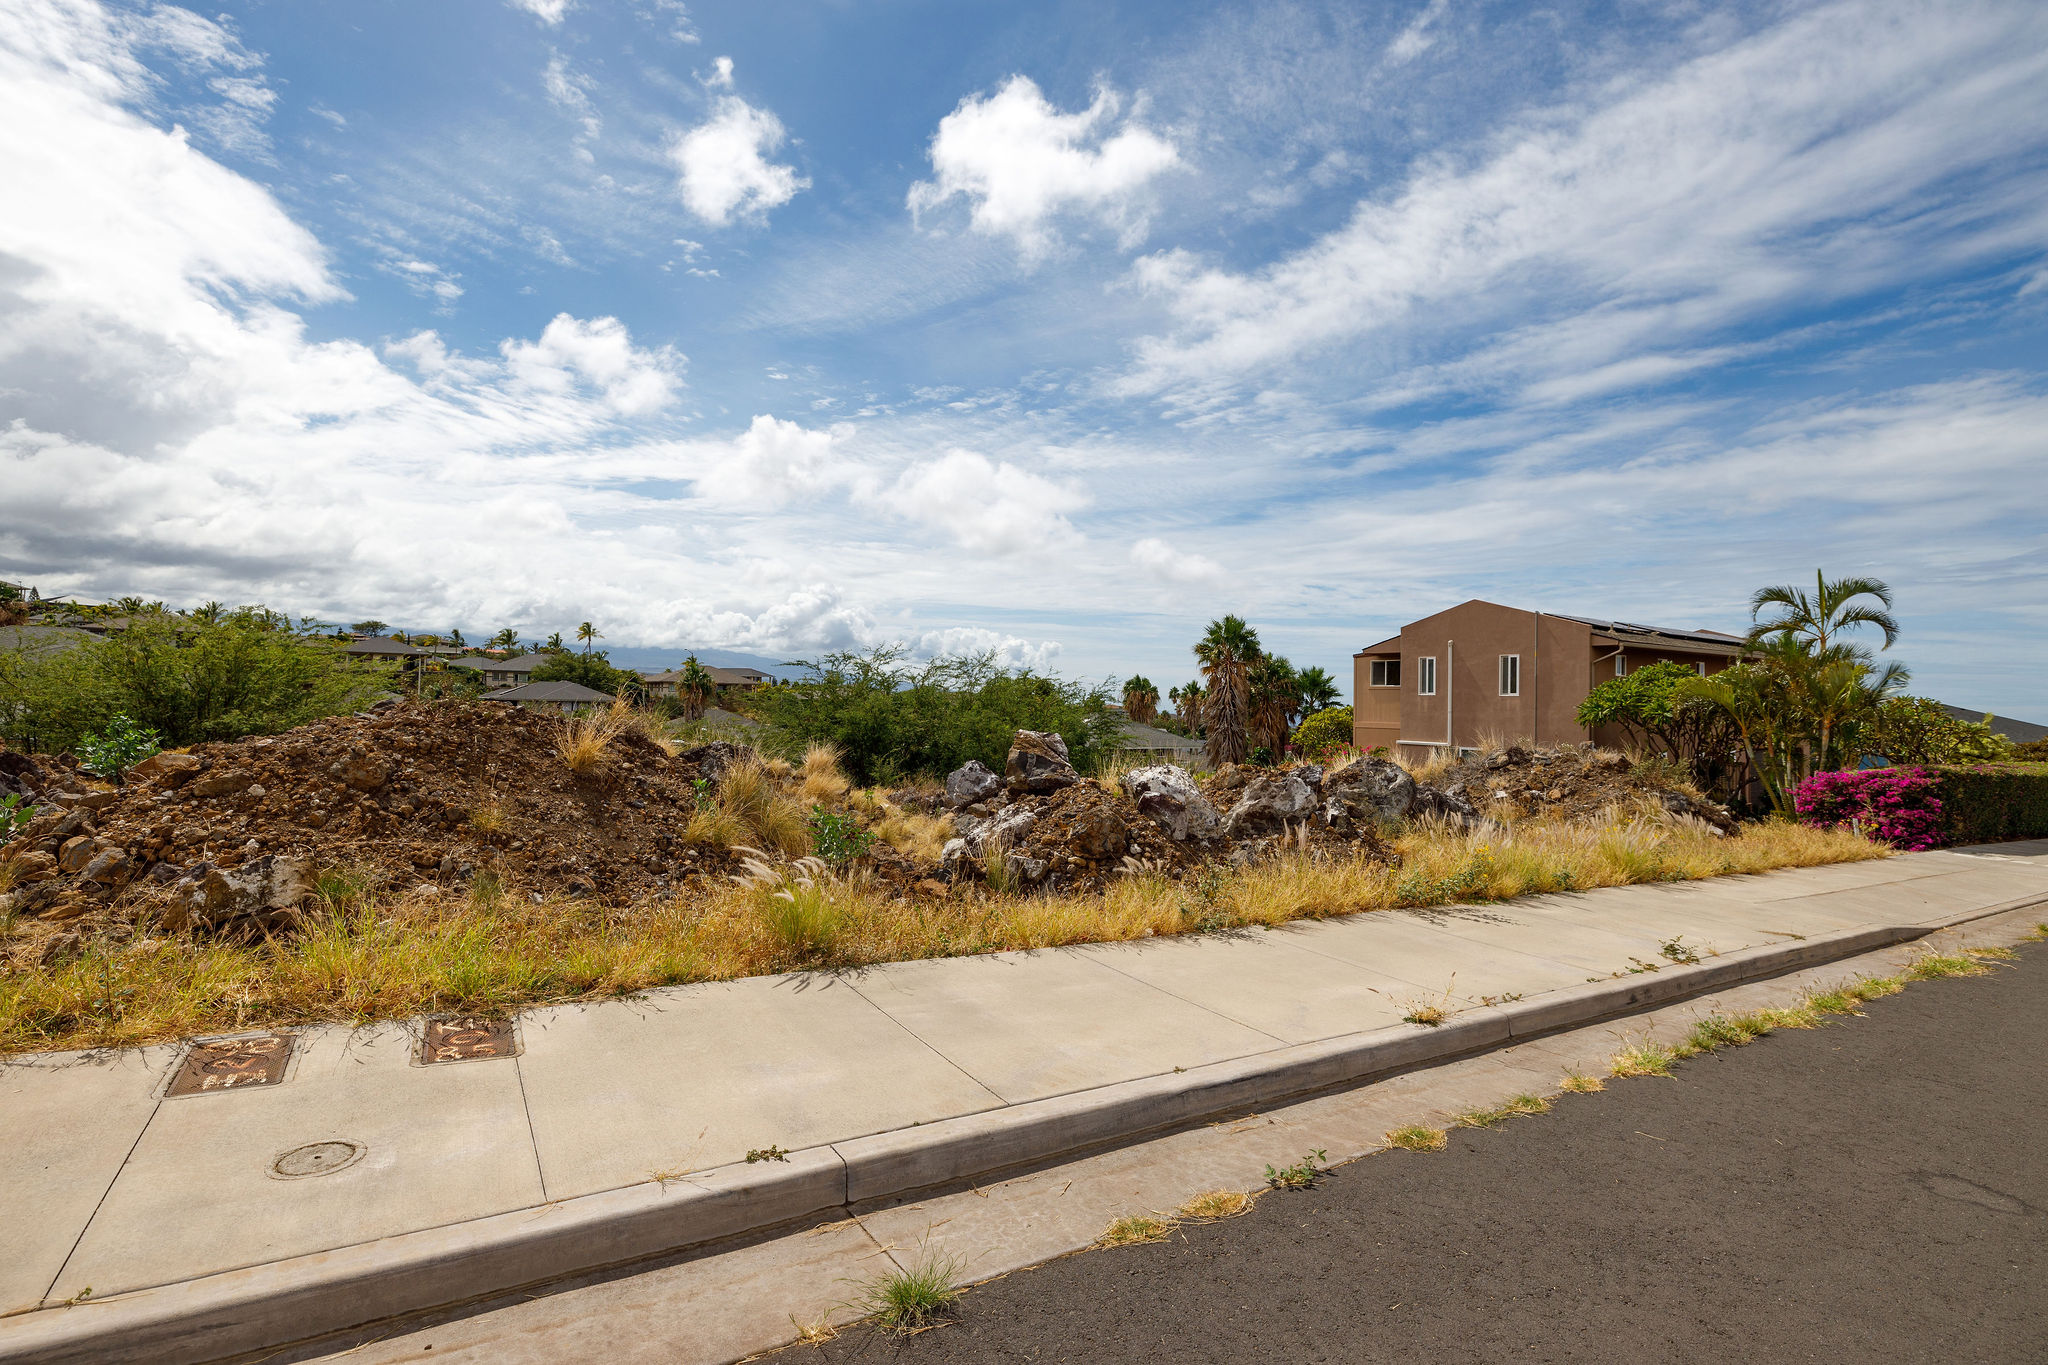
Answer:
[160, 855, 313, 934]
[1005, 731, 1079, 795]
[1119, 764, 1222, 842]
[1321, 759, 1417, 826]
[1222, 771, 1320, 838]
[944, 759, 1003, 809]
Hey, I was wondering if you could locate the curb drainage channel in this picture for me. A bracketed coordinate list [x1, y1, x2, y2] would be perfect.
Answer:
[3, 904, 2038, 1365]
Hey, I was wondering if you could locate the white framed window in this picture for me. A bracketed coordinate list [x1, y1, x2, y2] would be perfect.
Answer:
[1614, 655, 1628, 677]
[1499, 654, 1520, 697]
[1417, 656, 1437, 695]
[1695, 660, 1708, 677]
[1370, 658, 1402, 687]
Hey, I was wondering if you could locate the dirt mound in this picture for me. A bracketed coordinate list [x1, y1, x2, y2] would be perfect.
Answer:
[1435, 743, 1735, 830]
[1, 700, 760, 932]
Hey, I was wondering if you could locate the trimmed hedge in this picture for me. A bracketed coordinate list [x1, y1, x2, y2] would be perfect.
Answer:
[1794, 761, 2048, 849]
[1930, 762, 2048, 846]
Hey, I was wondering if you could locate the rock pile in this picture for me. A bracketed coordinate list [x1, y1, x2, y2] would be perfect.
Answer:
[0, 701, 769, 934]
[1428, 742, 1735, 831]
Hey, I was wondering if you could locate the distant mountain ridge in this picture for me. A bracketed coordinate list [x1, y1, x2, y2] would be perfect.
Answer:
[595, 646, 809, 680]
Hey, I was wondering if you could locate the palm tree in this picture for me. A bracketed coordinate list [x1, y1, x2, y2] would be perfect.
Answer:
[1295, 666, 1340, 714]
[576, 621, 603, 655]
[1749, 572, 1900, 655]
[545, 630, 565, 651]
[1121, 675, 1160, 724]
[488, 627, 519, 654]
[678, 656, 715, 720]
[1247, 654, 1299, 757]
[448, 628, 465, 649]
[1168, 681, 1206, 735]
[1194, 616, 1261, 767]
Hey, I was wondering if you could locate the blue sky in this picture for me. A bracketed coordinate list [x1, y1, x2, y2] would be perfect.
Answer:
[4, 0, 2046, 714]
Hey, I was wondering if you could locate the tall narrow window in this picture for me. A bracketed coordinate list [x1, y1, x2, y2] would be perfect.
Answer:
[1418, 656, 1437, 695]
[1695, 660, 1708, 677]
[1499, 654, 1520, 696]
[1370, 658, 1402, 687]
[1614, 655, 1628, 677]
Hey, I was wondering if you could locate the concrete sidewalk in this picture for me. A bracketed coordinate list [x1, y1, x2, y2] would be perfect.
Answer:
[6, 843, 2048, 1361]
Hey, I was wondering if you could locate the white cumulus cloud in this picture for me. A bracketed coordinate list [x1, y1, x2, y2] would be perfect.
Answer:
[499, 313, 682, 416]
[671, 92, 808, 226]
[1129, 536, 1224, 585]
[508, 0, 570, 26]
[908, 76, 1179, 257]
[693, 413, 849, 506]
[888, 449, 1086, 554]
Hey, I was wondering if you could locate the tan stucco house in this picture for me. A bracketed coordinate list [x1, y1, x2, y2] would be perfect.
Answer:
[1353, 600, 1745, 758]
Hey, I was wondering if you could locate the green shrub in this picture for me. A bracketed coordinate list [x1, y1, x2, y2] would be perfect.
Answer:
[749, 647, 1118, 785]
[1860, 697, 2013, 765]
[0, 610, 387, 753]
[1928, 763, 2048, 845]
[529, 651, 641, 698]
[1290, 705, 1354, 762]
[808, 807, 876, 864]
[75, 714, 161, 779]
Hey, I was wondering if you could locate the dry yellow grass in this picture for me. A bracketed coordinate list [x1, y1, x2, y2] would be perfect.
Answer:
[619, 705, 679, 758]
[1096, 1213, 1175, 1248]
[1179, 1189, 1256, 1220]
[0, 817, 1885, 1054]
[552, 700, 633, 775]
[799, 741, 851, 806]
[684, 760, 810, 857]
[873, 806, 954, 862]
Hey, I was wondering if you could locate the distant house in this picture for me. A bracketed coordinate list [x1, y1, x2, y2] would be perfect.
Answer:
[639, 664, 774, 700]
[484, 681, 616, 715]
[477, 653, 553, 689]
[1354, 600, 1745, 759]
[1115, 718, 1207, 762]
[0, 625, 94, 657]
[346, 635, 427, 661]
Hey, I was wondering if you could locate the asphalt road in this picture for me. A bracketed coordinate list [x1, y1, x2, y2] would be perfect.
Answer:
[805, 941, 2048, 1364]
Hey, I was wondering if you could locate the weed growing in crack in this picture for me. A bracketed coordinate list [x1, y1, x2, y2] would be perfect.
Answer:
[1906, 953, 1991, 981]
[1097, 1214, 1175, 1248]
[1660, 936, 1702, 965]
[1265, 1149, 1329, 1189]
[1610, 1042, 1677, 1077]
[1386, 1125, 1447, 1152]
[1180, 1189, 1256, 1221]
[1457, 1094, 1551, 1127]
[1559, 1071, 1605, 1093]
[848, 1250, 964, 1334]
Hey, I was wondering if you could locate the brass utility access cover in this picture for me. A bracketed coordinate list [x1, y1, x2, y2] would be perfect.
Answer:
[167, 1035, 294, 1096]
[419, 1016, 518, 1064]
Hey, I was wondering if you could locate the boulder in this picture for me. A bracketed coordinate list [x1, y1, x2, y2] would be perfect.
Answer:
[190, 767, 257, 799]
[1005, 731, 1078, 795]
[943, 759, 1002, 809]
[129, 751, 202, 786]
[79, 847, 134, 886]
[337, 754, 392, 793]
[1321, 759, 1417, 827]
[57, 835, 106, 874]
[1409, 784, 1479, 827]
[676, 742, 757, 786]
[965, 803, 1038, 856]
[1222, 772, 1319, 838]
[1119, 764, 1222, 842]
[160, 855, 313, 934]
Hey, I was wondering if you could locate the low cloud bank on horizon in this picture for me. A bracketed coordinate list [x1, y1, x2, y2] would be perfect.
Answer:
[3, 0, 2045, 710]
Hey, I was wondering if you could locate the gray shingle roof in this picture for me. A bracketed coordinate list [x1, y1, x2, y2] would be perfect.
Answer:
[485, 681, 617, 703]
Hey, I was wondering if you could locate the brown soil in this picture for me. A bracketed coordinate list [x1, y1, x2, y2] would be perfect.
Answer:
[1, 701, 761, 931]
[1433, 742, 1736, 830]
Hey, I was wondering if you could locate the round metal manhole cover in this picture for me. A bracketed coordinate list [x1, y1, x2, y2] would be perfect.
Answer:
[271, 1140, 366, 1179]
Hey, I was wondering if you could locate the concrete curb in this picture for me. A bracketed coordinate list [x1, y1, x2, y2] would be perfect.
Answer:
[5, 907, 2033, 1365]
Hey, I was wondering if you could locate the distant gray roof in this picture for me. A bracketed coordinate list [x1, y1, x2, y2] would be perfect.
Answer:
[1937, 704, 2046, 745]
[1117, 720, 1205, 752]
[0, 625, 94, 655]
[480, 653, 552, 673]
[486, 681, 616, 703]
[347, 636, 425, 656]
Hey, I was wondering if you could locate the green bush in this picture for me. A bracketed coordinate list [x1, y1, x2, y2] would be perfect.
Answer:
[748, 647, 1118, 785]
[0, 610, 388, 753]
[1290, 706, 1354, 761]
[1860, 697, 2012, 765]
[1928, 763, 2048, 845]
[75, 714, 161, 779]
